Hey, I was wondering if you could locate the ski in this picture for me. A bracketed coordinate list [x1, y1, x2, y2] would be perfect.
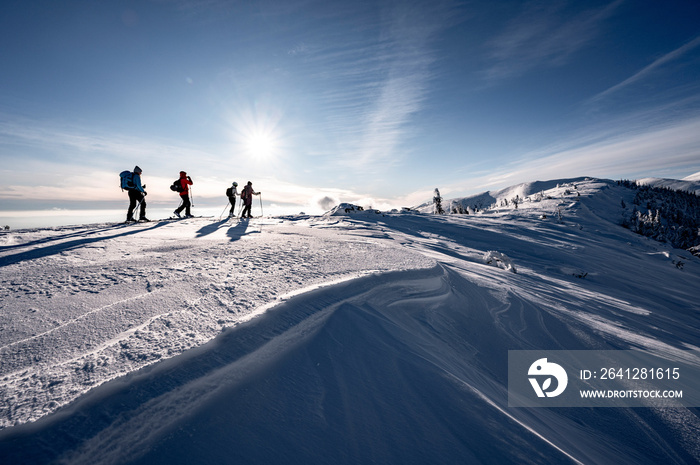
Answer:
[122, 220, 153, 225]
[120, 216, 212, 225]
[165, 215, 213, 220]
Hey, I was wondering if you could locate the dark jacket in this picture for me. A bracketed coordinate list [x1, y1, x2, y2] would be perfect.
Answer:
[241, 185, 257, 206]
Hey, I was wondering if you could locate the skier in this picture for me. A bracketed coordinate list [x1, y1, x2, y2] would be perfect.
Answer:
[226, 182, 238, 217]
[126, 166, 149, 222]
[240, 181, 260, 218]
[173, 171, 194, 218]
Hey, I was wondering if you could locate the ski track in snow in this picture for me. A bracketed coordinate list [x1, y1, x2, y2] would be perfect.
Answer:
[0, 180, 699, 464]
[0, 291, 153, 351]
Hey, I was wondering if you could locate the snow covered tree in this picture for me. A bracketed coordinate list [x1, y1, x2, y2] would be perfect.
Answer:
[619, 181, 700, 255]
[433, 188, 445, 215]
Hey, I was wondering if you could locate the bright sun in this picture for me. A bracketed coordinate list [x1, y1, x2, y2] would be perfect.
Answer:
[232, 105, 283, 162]
[246, 132, 276, 159]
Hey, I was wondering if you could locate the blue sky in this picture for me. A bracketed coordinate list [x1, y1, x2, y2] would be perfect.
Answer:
[1, 0, 699, 221]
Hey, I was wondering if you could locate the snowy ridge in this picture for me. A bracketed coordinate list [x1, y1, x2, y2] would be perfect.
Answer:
[416, 177, 593, 213]
[636, 177, 700, 195]
[683, 172, 700, 181]
[683, 171, 700, 182]
[1, 179, 699, 464]
[421, 176, 700, 213]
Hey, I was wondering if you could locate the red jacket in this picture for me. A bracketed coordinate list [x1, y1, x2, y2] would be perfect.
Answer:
[179, 172, 193, 196]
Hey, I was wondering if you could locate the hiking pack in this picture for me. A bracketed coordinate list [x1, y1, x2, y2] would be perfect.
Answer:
[119, 170, 136, 190]
[226, 187, 234, 197]
[170, 179, 184, 193]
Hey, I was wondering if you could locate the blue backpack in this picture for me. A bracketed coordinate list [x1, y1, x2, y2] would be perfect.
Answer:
[119, 170, 136, 190]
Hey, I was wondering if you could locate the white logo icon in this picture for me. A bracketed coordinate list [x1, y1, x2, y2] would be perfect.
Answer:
[528, 358, 568, 397]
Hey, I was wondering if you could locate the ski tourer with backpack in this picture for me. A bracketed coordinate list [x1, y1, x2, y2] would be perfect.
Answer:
[121, 166, 149, 223]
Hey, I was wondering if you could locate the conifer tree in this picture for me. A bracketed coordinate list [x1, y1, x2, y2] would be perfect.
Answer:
[433, 188, 445, 215]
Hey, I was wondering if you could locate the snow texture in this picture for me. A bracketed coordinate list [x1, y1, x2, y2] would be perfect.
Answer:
[0, 178, 699, 464]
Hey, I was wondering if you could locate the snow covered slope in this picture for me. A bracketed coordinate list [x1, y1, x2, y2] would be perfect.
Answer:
[0, 217, 432, 428]
[422, 176, 700, 212]
[637, 177, 700, 195]
[1, 178, 699, 464]
[683, 171, 700, 182]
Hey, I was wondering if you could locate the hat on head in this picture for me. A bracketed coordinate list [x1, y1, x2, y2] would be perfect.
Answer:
[232, 182, 238, 187]
[134, 166, 142, 174]
[247, 181, 252, 185]
[180, 171, 187, 176]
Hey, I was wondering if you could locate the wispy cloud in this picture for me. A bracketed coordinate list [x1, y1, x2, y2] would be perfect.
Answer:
[455, 115, 700, 194]
[0, 115, 225, 202]
[483, 0, 623, 82]
[0, 116, 215, 165]
[590, 34, 700, 104]
[298, 1, 462, 173]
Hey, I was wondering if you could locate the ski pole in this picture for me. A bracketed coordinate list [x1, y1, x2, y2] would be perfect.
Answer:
[219, 201, 230, 220]
[174, 197, 184, 217]
[259, 193, 263, 217]
[131, 198, 143, 221]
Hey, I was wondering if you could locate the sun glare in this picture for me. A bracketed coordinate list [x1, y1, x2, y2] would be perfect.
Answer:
[229, 103, 285, 164]
[246, 132, 276, 159]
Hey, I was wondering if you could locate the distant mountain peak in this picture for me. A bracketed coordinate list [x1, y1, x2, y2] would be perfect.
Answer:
[682, 171, 700, 182]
